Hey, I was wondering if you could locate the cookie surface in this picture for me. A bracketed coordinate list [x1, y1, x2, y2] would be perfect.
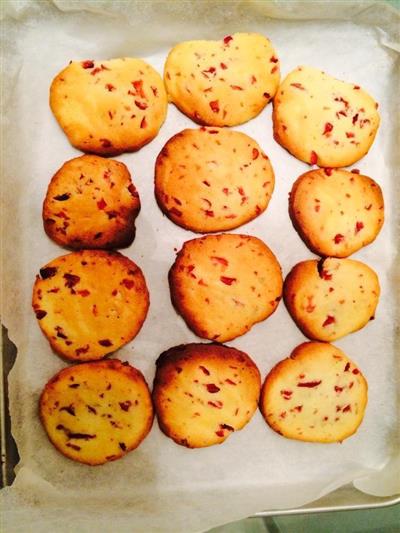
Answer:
[164, 33, 280, 126]
[273, 66, 380, 167]
[153, 343, 261, 448]
[169, 234, 283, 342]
[260, 342, 368, 443]
[289, 169, 384, 257]
[43, 155, 140, 249]
[155, 128, 274, 232]
[32, 250, 149, 361]
[50, 58, 167, 155]
[283, 258, 380, 342]
[40, 359, 153, 465]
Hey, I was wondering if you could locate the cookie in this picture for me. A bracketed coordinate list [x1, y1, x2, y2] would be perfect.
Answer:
[155, 128, 274, 232]
[289, 168, 384, 257]
[32, 250, 149, 361]
[273, 66, 380, 167]
[164, 33, 280, 126]
[260, 342, 368, 443]
[169, 234, 283, 342]
[153, 343, 261, 448]
[40, 359, 153, 465]
[50, 58, 167, 155]
[283, 258, 380, 342]
[43, 155, 141, 249]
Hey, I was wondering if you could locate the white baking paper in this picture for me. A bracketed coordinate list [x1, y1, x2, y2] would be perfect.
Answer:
[1, 1, 399, 532]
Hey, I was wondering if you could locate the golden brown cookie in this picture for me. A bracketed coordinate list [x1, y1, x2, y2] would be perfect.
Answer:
[153, 343, 261, 448]
[43, 155, 140, 249]
[260, 342, 368, 443]
[40, 359, 153, 465]
[273, 66, 380, 167]
[155, 128, 274, 232]
[289, 168, 384, 257]
[283, 258, 380, 342]
[50, 58, 167, 155]
[164, 33, 280, 126]
[169, 234, 283, 342]
[32, 250, 149, 361]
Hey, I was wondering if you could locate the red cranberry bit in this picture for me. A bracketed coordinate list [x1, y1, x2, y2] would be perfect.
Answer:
[199, 366, 210, 375]
[353, 85, 360, 89]
[215, 430, 224, 437]
[77, 290, 90, 297]
[135, 100, 148, 110]
[140, 116, 147, 128]
[90, 67, 102, 76]
[221, 424, 234, 431]
[119, 401, 132, 411]
[310, 151, 318, 165]
[40, 267, 57, 279]
[352, 113, 359, 125]
[75, 345, 89, 356]
[59, 404, 75, 416]
[204, 210, 214, 217]
[100, 139, 112, 148]
[128, 183, 139, 197]
[334, 386, 344, 393]
[333, 233, 345, 244]
[54, 193, 70, 201]
[208, 401, 223, 409]
[209, 100, 220, 113]
[82, 60, 94, 69]
[64, 273, 80, 289]
[97, 198, 107, 210]
[131, 80, 145, 98]
[355, 221, 364, 234]
[169, 207, 182, 217]
[98, 339, 113, 347]
[220, 276, 236, 286]
[324, 168, 333, 176]
[322, 315, 335, 327]
[230, 85, 243, 90]
[35, 309, 47, 319]
[122, 279, 135, 289]
[223, 35, 233, 45]
[297, 380, 322, 388]
[220, 62, 228, 70]
[263, 92, 271, 99]
[290, 83, 305, 90]
[342, 404, 351, 412]
[270, 56, 279, 63]
[252, 148, 259, 160]
[346, 132, 355, 138]
[294, 405, 303, 412]
[250, 75, 257, 84]
[105, 84, 115, 92]
[351, 169, 360, 174]
[344, 362, 351, 372]
[280, 390, 293, 399]
[352, 368, 360, 375]
[202, 67, 216, 78]
[323, 122, 333, 135]
[225, 379, 236, 385]
[205, 384, 220, 393]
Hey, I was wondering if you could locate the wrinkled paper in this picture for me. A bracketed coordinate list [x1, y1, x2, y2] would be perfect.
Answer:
[1, 1, 399, 532]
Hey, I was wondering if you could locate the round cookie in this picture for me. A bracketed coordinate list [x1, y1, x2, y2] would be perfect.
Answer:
[260, 342, 368, 443]
[155, 128, 274, 232]
[153, 343, 261, 448]
[283, 258, 380, 342]
[40, 359, 153, 465]
[169, 234, 283, 342]
[289, 169, 384, 257]
[32, 250, 149, 361]
[43, 155, 141, 249]
[273, 66, 380, 167]
[50, 58, 167, 155]
[164, 33, 280, 126]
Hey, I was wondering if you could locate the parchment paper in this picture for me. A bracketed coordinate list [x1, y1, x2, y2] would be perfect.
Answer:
[1, 1, 399, 532]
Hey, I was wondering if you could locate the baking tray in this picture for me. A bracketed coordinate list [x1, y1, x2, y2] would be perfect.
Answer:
[1, 1, 399, 529]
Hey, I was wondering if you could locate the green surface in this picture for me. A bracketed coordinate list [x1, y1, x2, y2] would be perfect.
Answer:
[209, 504, 400, 532]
